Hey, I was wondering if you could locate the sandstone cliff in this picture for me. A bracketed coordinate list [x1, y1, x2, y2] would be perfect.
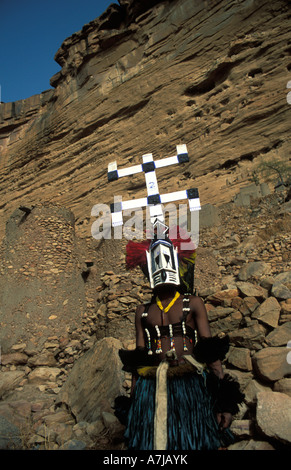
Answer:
[0, 0, 290, 241]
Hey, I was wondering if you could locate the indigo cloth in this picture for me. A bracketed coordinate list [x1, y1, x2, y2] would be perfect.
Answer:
[124, 372, 234, 450]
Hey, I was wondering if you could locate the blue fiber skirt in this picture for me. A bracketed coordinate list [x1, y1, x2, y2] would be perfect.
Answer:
[124, 372, 234, 450]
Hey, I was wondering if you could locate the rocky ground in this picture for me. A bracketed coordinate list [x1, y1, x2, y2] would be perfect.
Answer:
[0, 188, 290, 450]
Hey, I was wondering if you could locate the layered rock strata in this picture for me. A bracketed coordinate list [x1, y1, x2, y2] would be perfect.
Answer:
[0, 0, 290, 241]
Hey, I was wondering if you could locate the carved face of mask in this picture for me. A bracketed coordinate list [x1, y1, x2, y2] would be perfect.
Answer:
[146, 237, 180, 289]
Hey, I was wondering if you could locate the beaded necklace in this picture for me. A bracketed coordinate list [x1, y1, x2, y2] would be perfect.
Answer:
[156, 291, 180, 313]
[142, 294, 197, 355]
[156, 291, 180, 352]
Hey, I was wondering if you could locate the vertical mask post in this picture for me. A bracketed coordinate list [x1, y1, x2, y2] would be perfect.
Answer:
[106, 145, 200, 289]
[107, 144, 201, 230]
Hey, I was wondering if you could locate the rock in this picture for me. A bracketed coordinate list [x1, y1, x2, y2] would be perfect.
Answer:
[0, 352, 28, 366]
[252, 297, 281, 328]
[237, 296, 259, 315]
[243, 379, 271, 405]
[281, 300, 291, 315]
[101, 411, 122, 433]
[271, 282, 291, 300]
[208, 310, 242, 336]
[260, 277, 275, 291]
[236, 282, 268, 300]
[228, 323, 266, 350]
[271, 271, 291, 300]
[230, 419, 253, 439]
[27, 367, 61, 384]
[27, 352, 57, 367]
[279, 200, 291, 214]
[33, 423, 58, 445]
[0, 371, 26, 399]
[273, 271, 291, 286]
[265, 322, 291, 347]
[252, 347, 291, 382]
[0, 416, 22, 449]
[234, 184, 265, 207]
[61, 439, 87, 450]
[206, 306, 234, 322]
[228, 439, 275, 450]
[227, 346, 252, 371]
[53, 423, 74, 446]
[102, 411, 125, 442]
[0, 0, 290, 243]
[57, 337, 125, 423]
[273, 378, 291, 397]
[11, 343, 27, 352]
[237, 234, 265, 253]
[206, 288, 239, 305]
[256, 391, 291, 445]
[86, 419, 105, 438]
[237, 262, 270, 281]
[43, 410, 75, 427]
[6, 400, 32, 424]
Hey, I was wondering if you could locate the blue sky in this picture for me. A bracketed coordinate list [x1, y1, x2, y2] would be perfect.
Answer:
[0, 0, 118, 103]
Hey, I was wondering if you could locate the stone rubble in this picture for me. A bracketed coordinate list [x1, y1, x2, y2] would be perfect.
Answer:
[0, 191, 290, 450]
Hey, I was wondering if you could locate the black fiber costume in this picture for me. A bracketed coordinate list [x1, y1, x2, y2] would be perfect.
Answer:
[115, 297, 244, 450]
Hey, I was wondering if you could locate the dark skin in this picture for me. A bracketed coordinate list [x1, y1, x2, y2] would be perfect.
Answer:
[133, 284, 232, 431]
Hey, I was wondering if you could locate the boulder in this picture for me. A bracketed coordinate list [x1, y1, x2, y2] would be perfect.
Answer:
[265, 322, 291, 347]
[236, 282, 268, 300]
[280, 300, 291, 315]
[0, 352, 28, 366]
[237, 296, 259, 315]
[271, 271, 291, 300]
[61, 439, 87, 450]
[57, 337, 125, 423]
[256, 391, 291, 445]
[206, 288, 239, 305]
[0, 416, 22, 450]
[237, 262, 270, 281]
[206, 306, 234, 322]
[27, 367, 61, 384]
[27, 352, 57, 367]
[273, 378, 291, 397]
[228, 439, 275, 450]
[252, 347, 291, 382]
[271, 283, 291, 300]
[273, 271, 291, 286]
[252, 297, 281, 328]
[227, 346, 252, 371]
[0, 371, 26, 399]
[230, 419, 253, 439]
[209, 310, 242, 335]
[243, 379, 271, 405]
[228, 323, 266, 350]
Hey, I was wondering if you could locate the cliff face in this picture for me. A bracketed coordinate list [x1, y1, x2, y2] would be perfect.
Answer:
[0, 0, 290, 240]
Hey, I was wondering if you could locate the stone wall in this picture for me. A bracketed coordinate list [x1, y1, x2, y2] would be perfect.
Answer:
[0, 203, 87, 352]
